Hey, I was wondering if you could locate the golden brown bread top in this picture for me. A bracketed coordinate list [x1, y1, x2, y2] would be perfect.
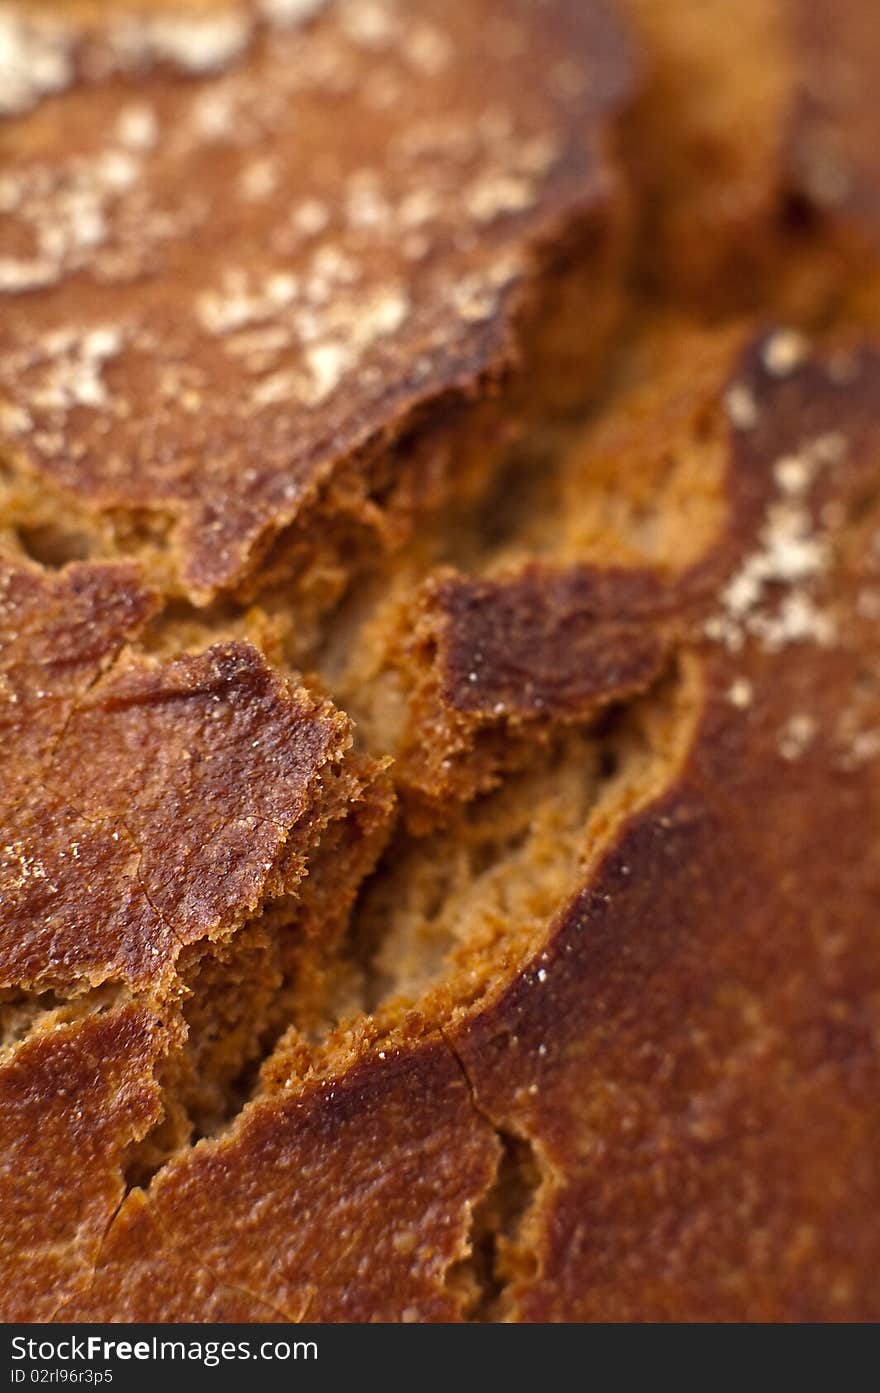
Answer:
[2, 0, 880, 1327]
[385, 564, 671, 823]
[0, 324, 867, 1323]
[0, 0, 634, 601]
[1, 1002, 170, 1321]
[0, 555, 155, 780]
[103, 1039, 500, 1322]
[460, 336, 880, 1319]
[0, 555, 390, 994]
[417, 565, 671, 718]
[621, 0, 880, 312]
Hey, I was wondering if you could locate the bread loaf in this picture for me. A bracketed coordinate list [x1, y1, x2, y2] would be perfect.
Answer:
[1, 0, 879, 1322]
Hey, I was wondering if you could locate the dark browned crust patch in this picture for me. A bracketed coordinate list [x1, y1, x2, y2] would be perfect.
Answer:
[25, 330, 880, 1322]
[0, 0, 636, 602]
[2, 0, 880, 1329]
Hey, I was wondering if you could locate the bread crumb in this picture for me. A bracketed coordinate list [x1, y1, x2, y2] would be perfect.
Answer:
[0, 10, 73, 116]
[341, 2, 398, 49]
[240, 158, 280, 201]
[466, 173, 535, 223]
[778, 713, 817, 761]
[260, 0, 327, 26]
[403, 22, 453, 76]
[115, 103, 159, 152]
[762, 330, 809, 377]
[724, 382, 758, 431]
[727, 678, 753, 708]
[113, 10, 252, 76]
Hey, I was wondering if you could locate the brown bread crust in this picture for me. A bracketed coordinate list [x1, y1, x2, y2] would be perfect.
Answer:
[0, 576, 382, 994]
[17, 328, 877, 1322]
[0, 0, 636, 603]
[1, 0, 880, 1325]
[0, 1004, 171, 1322]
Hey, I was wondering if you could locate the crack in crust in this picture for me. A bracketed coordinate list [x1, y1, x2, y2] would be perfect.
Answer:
[4, 315, 880, 1321]
[1, 0, 880, 1326]
[0, 0, 635, 603]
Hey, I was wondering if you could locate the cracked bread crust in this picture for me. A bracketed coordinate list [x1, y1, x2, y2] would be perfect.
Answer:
[387, 564, 672, 824]
[0, 1002, 172, 1322]
[0, 553, 396, 1317]
[9, 327, 873, 1324]
[450, 337, 880, 1320]
[66, 1038, 502, 1323]
[0, 565, 386, 994]
[2, 0, 880, 1328]
[0, 0, 635, 603]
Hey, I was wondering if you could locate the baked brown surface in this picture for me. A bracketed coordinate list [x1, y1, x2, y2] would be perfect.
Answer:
[0, 0, 634, 605]
[2, 0, 880, 1323]
[622, 0, 880, 317]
